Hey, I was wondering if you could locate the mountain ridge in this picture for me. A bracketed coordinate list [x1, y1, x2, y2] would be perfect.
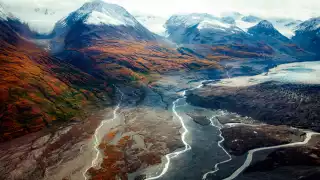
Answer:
[292, 17, 320, 56]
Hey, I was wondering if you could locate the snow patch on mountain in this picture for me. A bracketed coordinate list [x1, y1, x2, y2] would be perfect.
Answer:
[166, 13, 219, 28]
[198, 19, 231, 30]
[166, 13, 250, 38]
[257, 20, 274, 29]
[84, 10, 129, 26]
[51, 0, 157, 53]
[218, 12, 301, 38]
[295, 17, 320, 32]
[54, 0, 139, 37]
[75, 0, 137, 27]
[244, 19, 298, 38]
[166, 13, 243, 34]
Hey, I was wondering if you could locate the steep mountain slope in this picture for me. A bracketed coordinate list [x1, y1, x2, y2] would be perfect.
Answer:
[0, 16, 112, 142]
[292, 17, 320, 56]
[248, 20, 309, 57]
[248, 20, 290, 42]
[51, 0, 157, 52]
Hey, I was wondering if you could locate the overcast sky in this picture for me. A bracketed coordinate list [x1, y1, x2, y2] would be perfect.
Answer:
[2, 0, 320, 20]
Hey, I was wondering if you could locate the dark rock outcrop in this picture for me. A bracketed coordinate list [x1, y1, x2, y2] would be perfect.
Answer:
[221, 125, 305, 156]
[238, 135, 320, 180]
[187, 81, 320, 132]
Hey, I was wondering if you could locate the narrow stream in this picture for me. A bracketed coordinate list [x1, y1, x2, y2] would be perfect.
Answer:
[202, 116, 233, 180]
[83, 87, 124, 179]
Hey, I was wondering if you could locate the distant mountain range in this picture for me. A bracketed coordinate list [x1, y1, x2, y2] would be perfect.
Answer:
[2, 0, 319, 57]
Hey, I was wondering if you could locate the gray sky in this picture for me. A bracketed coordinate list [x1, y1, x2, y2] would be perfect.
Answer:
[2, 0, 320, 20]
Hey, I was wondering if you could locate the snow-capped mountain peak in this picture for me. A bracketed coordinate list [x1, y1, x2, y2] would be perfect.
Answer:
[53, 0, 140, 39]
[256, 20, 274, 29]
[84, 10, 128, 26]
[248, 20, 291, 43]
[51, 0, 157, 52]
[166, 13, 219, 28]
[295, 17, 320, 32]
[70, 0, 137, 26]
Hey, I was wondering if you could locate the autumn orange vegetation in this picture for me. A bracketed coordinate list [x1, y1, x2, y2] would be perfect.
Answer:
[284, 43, 305, 52]
[88, 135, 132, 180]
[0, 36, 221, 141]
[88, 132, 162, 180]
[210, 43, 274, 58]
[0, 38, 112, 142]
[72, 40, 221, 82]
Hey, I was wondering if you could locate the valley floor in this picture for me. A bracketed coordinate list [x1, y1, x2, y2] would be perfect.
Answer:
[1, 59, 320, 180]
